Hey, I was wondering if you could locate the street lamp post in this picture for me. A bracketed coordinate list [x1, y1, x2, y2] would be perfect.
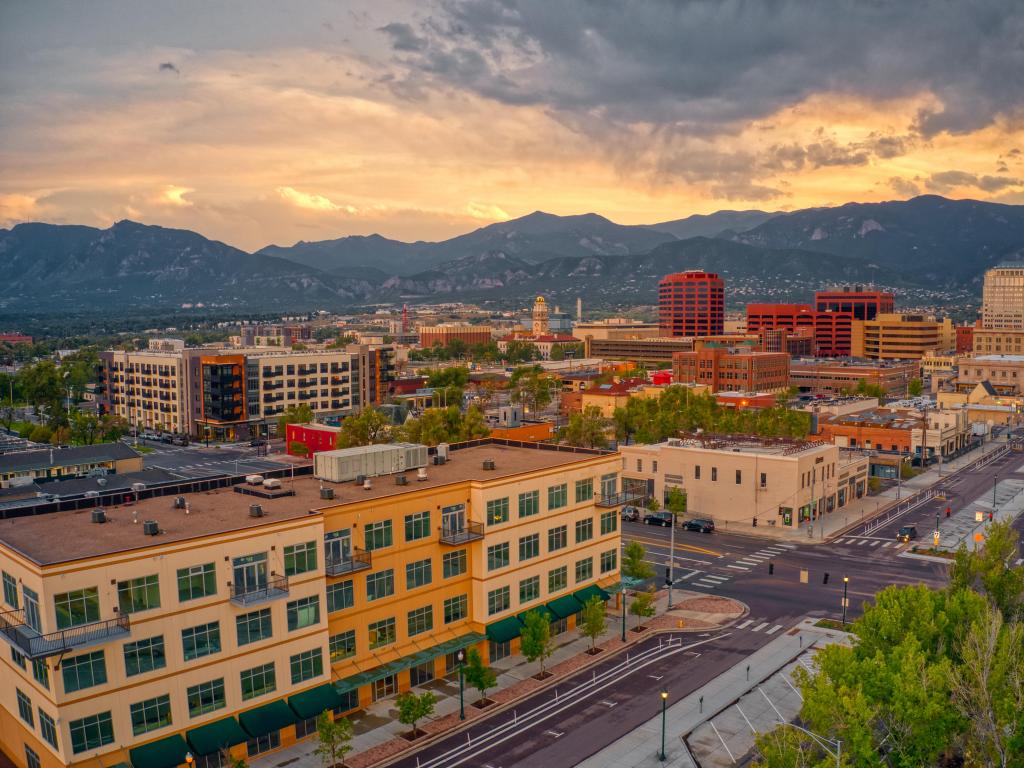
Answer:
[621, 588, 627, 642]
[185, 753, 194, 768]
[842, 576, 849, 627]
[659, 689, 669, 761]
[993, 475, 998, 513]
[457, 649, 465, 720]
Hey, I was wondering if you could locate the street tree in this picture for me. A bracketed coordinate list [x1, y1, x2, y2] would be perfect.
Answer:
[907, 377, 924, 397]
[463, 648, 497, 704]
[395, 690, 438, 738]
[629, 588, 656, 630]
[276, 403, 314, 435]
[622, 540, 654, 581]
[313, 710, 353, 767]
[336, 408, 392, 448]
[578, 595, 607, 653]
[520, 609, 555, 678]
[559, 405, 609, 448]
[509, 366, 555, 414]
[69, 412, 102, 445]
[949, 520, 1024, 622]
[665, 487, 687, 521]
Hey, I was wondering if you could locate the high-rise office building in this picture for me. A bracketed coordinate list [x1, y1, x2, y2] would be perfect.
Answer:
[981, 263, 1024, 330]
[658, 271, 724, 337]
[814, 287, 894, 321]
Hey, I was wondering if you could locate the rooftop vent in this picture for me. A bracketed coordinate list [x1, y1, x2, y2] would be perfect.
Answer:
[417, 467, 428, 481]
[131, 482, 146, 492]
[174, 496, 186, 509]
[320, 487, 335, 500]
[85, 490, 100, 498]
[483, 459, 496, 470]
[437, 443, 450, 460]
[91, 509, 106, 524]
[355, 474, 366, 485]
[395, 475, 408, 486]
[432, 455, 447, 466]
[142, 520, 159, 536]
[249, 504, 264, 518]
[362, 478, 372, 490]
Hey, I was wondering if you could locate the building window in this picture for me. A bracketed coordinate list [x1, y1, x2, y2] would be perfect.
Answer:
[407, 605, 434, 637]
[62, 650, 107, 693]
[187, 678, 226, 717]
[290, 648, 324, 684]
[489, 640, 512, 662]
[575, 557, 594, 583]
[575, 517, 594, 543]
[487, 497, 510, 525]
[247, 732, 281, 757]
[442, 549, 467, 578]
[548, 566, 568, 593]
[366, 569, 395, 601]
[443, 594, 468, 624]
[129, 694, 172, 736]
[369, 617, 397, 649]
[487, 542, 510, 571]
[236, 608, 272, 646]
[760, 472, 767, 488]
[487, 586, 510, 616]
[711, 467, 718, 482]
[329, 630, 356, 661]
[636, 459, 643, 472]
[736, 469, 742, 485]
[182, 622, 221, 661]
[548, 525, 568, 552]
[11, 647, 26, 669]
[54, 587, 100, 629]
[600, 473, 617, 500]
[406, 558, 433, 590]
[548, 484, 568, 510]
[327, 580, 354, 613]
[16, 689, 33, 726]
[2, 571, 17, 608]
[575, 478, 594, 503]
[240, 662, 276, 700]
[409, 660, 435, 687]
[600, 510, 618, 535]
[32, 658, 48, 688]
[404, 510, 431, 541]
[70, 712, 114, 754]
[600, 549, 618, 574]
[284, 541, 318, 576]
[286, 595, 321, 631]
[117, 574, 160, 615]
[519, 533, 540, 561]
[39, 710, 58, 748]
[519, 575, 540, 604]
[124, 636, 166, 677]
[176, 563, 216, 603]
[518, 490, 540, 518]
[652, 461, 658, 473]
[364, 520, 393, 551]
[24, 747, 40, 768]
[294, 716, 318, 739]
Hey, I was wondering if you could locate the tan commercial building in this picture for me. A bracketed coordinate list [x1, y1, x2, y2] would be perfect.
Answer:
[0, 440, 621, 768]
[972, 328, 1024, 356]
[954, 355, 1024, 395]
[417, 324, 494, 349]
[620, 437, 868, 530]
[790, 359, 918, 397]
[851, 314, 955, 360]
[571, 320, 660, 343]
[981, 262, 1024, 331]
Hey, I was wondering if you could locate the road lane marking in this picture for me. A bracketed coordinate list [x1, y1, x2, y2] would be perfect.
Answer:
[765, 625, 783, 635]
[752, 622, 769, 632]
[736, 619, 753, 628]
[736, 703, 758, 734]
[543, 730, 564, 738]
[710, 720, 736, 763]
[701, 575, 728, 582]
[737, 560, 760, 566]
[695, 581, 718, 588]
[726, 564, 750, 571]
[858, 539, 869, 546]
[871, 541, 881, 547]
[622, 533, 722, 557]
[882, 542, 893, 548]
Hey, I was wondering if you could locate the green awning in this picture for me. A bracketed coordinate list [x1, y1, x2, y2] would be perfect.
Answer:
[187, 717, 249, 756]
[574, 584, 611, 605]
[289, 683, 345, 720]
[548, 594, 584, 619]
[129, 734, 189, 768]
[485, 616, 523, 643]
[334, 632, 485, 695]
[518, 605, 556, 624]
[239, 699, 296, 738]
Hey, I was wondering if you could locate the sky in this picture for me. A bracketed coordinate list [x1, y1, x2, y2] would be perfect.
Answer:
[1, 0, 1023, 252]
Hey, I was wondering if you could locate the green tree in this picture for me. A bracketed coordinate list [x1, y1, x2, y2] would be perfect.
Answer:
[28, 424, 53, 444]
[336, 408, 392, 449]
[509, 366, 555, 414]
[503, 340, 541, 364]
[426, 367, 470, 407]
[854, 378, 886, 399]
[622, 541, 654, 581]
[69, 412, 102, 445]
[463, 648, 497, 704]
[559, 405, 608, 448]
[907, 377, 924, 397]
[629, 588, 656, 630]
[277, 403, 314, 435]
[949, 520, 1024, 622]
[645, 496, 660, 512]
[520, 609, 555, 677]
[99, 414, 130, 442]
[289, 440, 308, 457]
[395, 690, 438, 738]
[16, 360, 62, 416]
[313, 710, 353, 767]
[578, 595, 607, 653]
[399, 405, 491, 447]
[665, 487, 687, 521]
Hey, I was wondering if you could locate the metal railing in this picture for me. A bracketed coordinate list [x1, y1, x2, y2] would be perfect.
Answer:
[325, 549, 372, 577]
[0, 608, 130, 659]
[229, 575, 290, 606]
[596, 490, 647, 508]
[439, 521, 485, 545]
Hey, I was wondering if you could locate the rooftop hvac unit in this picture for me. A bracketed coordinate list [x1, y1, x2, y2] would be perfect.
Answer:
[395, 475, 408, 485]
[437, 443, 449, 460]
[249, 504, 264, 518]
[483, 459, 496, 470]
[142, 520, 159, 536]
[417, 467, 428, 481]
[320, 487, 335, 500]
[174, 496, 186, 509]
[85, 490, 100, 498]
[91, 509, 106, 524]
[246, 474, 264, 485]
[355, 474, 366, 485]
[262, 478, 281, 490]
[131, 482, 146, 492]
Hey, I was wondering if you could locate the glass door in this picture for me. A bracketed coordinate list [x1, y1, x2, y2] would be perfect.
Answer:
[441, 504, 465, 537]
[22, 586, 40, 632]
[324, 529, 352, 566]
[232, 553, 268, 595]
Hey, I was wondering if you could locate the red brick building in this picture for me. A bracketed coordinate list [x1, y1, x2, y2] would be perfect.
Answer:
[814, 287, 894, 321]
[746, 304, 853, 356]
[956, 325, 975, 354]
[0, 333, 32, 345]
[671, 346, 790, 393]
[658, 271, 724, 337]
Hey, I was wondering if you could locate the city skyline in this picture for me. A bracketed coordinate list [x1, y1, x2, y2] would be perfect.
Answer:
[0, 1, 1022, 251]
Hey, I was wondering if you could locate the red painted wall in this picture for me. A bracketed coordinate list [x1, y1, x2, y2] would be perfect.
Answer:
[285, 423, 339, 457]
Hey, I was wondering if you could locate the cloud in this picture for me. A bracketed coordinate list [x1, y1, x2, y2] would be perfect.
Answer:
[0, 193, 40, 225]
[158, 61, 180, 75]
[277, 186, 357, 213]
[378, 22, 426, 52]
[926, 170, 1023, 193]
[465, 201, 509, 220]
[159, 185, 194, 207]
[888, 177, 921, 198]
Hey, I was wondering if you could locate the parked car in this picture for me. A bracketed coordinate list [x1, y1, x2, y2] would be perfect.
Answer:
[644, 511, 674, 527]
[621, 505, 641, 522]
[897, 525, 917, 543]
[250, 438, 267, 447]
[171, 435, 189, 446]
[684, 518, 715, 533]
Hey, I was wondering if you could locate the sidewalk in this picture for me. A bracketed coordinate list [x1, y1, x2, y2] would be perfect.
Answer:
[576, 618, 851, 768]
[251, 590, 745, 768]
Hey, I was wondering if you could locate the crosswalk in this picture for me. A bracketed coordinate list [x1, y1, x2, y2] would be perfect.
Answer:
[832, 537, 897, 548]
[734, 618, 785, 635]
[654, 542, 800, 590]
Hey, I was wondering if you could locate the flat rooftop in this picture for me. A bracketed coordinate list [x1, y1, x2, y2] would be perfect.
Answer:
[0, 442, 609, 566]
[639, 437, 832, 457]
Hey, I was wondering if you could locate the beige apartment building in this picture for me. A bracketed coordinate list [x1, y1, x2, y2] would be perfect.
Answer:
[0, 439, 621, 768]
[851, 314, 955, 360]
[571, 320, 661, 342]
[620, 437, 868, 529]
[954, 354, 1024, 395]
[981, 262, 1024, 331]
[972, 328, 1024, 356]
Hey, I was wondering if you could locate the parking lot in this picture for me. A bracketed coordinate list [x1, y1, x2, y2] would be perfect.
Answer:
[130, 440, 300, 479]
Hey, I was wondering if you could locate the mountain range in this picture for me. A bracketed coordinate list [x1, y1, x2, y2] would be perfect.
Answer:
[1, 195, 1022, 313]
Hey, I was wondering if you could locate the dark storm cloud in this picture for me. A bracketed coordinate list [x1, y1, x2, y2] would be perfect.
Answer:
[888, 177, 921, 198]
[379, 0, 1024, 138]
[158, 61, 180, 74]
[926, 170, 1023, 193]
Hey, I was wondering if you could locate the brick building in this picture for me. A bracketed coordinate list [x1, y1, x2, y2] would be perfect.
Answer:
[658, 271, 724, 337]
[671, 347, 789, 393]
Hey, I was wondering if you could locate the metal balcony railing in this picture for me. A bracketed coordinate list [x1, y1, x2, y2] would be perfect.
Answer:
[325, 549, 372, 577]
[596, 490, 648, 508]
[229, 576, 289, 607]
[439, 521, 485, 545]
[0, 608, 130, 660]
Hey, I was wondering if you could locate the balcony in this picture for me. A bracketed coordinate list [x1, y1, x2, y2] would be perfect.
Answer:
[596, 490, 648, 508]
[229, 576, 289, 607]
[325, 549, 372, 577]
[0, 609, 130, 660]
[439, 521, 485, 546]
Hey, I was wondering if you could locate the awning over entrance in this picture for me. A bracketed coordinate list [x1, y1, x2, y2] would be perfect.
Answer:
[518, 605, 556, 624]
[573, 584, 611, 605]
[547, 594, 584, 619]
[128, 734, 190, 768]
[335, 632, 485, 694]
[485, 616, 523, 643]
[289, 683, 345, 720]
[186, 717, 249, 756]
[238, 699, 296, 738]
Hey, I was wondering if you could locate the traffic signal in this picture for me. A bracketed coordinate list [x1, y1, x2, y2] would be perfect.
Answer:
[768, 562, 774, 575]
[989, 511, 994, 522]
[823, 572, 830, 584]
